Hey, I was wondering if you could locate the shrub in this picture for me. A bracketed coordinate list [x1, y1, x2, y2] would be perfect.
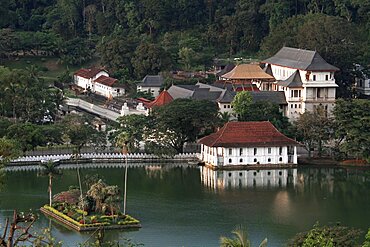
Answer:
[288, 223, 362, 247]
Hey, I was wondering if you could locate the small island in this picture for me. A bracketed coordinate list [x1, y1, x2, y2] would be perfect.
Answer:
[40, 180, 141, 232]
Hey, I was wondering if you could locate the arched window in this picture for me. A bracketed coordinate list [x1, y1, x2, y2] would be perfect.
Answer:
[239, 158, 243, 163]
[279, 157, 283, 162]
[229, 158, 232, 163]
[268, 158, 271, 163]
[254, 158, 257, 163]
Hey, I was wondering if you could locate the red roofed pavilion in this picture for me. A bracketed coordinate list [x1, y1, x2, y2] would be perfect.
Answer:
[198, 121, 299, 168]
[147, 90, 173, 108]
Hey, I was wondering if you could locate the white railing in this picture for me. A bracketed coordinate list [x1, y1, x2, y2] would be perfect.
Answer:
[10, 153, 200, 164]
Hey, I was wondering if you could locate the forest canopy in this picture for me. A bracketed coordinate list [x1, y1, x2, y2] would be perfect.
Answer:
[0, 0, 369, 85]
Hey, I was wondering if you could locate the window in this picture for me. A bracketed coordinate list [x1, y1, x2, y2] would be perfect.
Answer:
[229, 149, 232, 155]
[228, 172, 232, 177]
[279, 157, 283, 162]
[295, 104, 297, 108]
[325, 75, 329, 81]
[291, 104, 293, 108]
[313, 75, 316, 81]
[224, 105, 226, 108]
[254, 148, 257, 155]
[268, 158, 271, 162]
[239, 158, 243, 163]
[239, 148, 243, 155]
[267, 172, 271, 176]
[229, 158, 232, 163]
[268, 148, 271, 154]
[299, 90, 301, 98]
[239, 172, 243, 177]
[254, 158, 257, 162]
[279, 171, 282, 176]
[253, 172, 257, 176]
[279, 147, 283, 155]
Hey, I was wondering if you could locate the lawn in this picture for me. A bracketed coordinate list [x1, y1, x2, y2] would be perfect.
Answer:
[1, 56, 99, 83]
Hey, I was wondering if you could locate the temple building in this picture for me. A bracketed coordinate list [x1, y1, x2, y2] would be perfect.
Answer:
[198, 121, 299, 168]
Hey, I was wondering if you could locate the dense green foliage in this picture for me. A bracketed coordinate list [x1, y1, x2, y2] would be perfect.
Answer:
[232, 91, 293, 137]
[0, 0, 369, 86]
[288, 224, 363, 247]
[0, 66, 62, 123]
[333, 99, 370, 162]
[112, 99, 220, 154]
[148, 99, 220, 153]
[295, 106, 333, 158]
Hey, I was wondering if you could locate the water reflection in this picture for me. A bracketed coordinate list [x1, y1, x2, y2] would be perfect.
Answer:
[200, 167, 297, 191]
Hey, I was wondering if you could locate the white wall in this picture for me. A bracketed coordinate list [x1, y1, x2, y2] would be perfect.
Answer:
[137, 86, 161, 97]
[200, 145, 298, 167]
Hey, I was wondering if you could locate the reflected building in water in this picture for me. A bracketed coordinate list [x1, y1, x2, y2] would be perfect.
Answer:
[200, 167, 297, 191]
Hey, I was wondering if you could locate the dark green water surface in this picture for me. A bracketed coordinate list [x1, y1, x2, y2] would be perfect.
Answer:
[0, 164, 369, 246]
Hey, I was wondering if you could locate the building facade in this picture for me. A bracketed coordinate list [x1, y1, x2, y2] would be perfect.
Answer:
[262, 47, 339, 120]
[74, 68, 125, 98]
[198, 121, 299, 168]
[137, 75, 164, 97]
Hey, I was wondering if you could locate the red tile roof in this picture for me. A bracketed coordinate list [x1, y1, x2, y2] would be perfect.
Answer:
[147, 90, 173, 108]
[198, 121, 299, 147]
[94, 75, 118, 87]
[234, 84, 260, 92]
[74, 68, 106, 79]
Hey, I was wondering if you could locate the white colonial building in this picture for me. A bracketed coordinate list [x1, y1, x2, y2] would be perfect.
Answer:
[137, 75, 164, 97]
[198, 121, 299, 168]
[262, 47, 339, 120]
[74, 68, 125, 98]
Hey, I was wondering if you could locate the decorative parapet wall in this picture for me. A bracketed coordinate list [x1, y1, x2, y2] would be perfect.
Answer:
[8, 152, 199, 167]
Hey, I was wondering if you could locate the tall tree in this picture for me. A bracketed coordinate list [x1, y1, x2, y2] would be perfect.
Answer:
[149, 99, 219, 153]
[113, 114, 150, 153]
[231, 91, 253, 121]
[295, 106, 333, 157]
[61, 114, 106, 155]
[131, 41, 172, 78]
[333, 99, 370, 161]
[38, 161, 62, 207]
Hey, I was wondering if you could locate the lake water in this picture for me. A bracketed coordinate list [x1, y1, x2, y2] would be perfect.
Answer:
[0, 164, 369, 246]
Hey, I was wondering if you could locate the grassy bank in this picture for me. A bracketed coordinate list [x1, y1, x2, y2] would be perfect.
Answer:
[1, 56, 99, 83]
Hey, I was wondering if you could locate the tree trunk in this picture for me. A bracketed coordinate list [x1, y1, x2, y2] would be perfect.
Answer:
[49, 175, 52, 207]
[6, 211, 17, 247]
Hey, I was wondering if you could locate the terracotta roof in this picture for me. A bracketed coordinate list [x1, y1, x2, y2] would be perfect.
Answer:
[221, 64, 275, 80]
[234, 85, 260, 91]
[74, 68, 105, 79]
[262, 47, 339, 71]
[94, 75, 118, 87]
[198, 121, 299, 147]
[147, 90, 173, 108]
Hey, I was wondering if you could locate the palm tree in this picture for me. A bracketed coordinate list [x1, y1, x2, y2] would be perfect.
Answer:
[87, 179, 107, 212]
[220, 225, 267, 247]
[39, 160, 62, 207]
